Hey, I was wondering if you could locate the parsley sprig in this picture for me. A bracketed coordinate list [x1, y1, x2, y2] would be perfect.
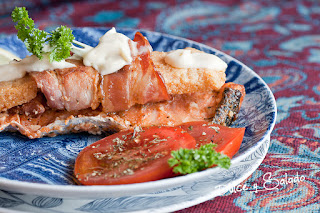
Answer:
[11, 7, 74, 62]
[168, 143, 231, 174]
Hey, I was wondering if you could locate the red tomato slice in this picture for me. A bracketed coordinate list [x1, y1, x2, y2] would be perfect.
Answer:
[74, 126, 196, 185]
[179, 121, 245, 158]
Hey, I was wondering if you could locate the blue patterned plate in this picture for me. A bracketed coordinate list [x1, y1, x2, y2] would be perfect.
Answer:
[0, 28, 276, 212]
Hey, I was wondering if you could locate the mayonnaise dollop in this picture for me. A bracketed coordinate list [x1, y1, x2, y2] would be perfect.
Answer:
[0, 54, 75, 82]
[82, 28, 135, 75]
[164, 49, 227, 71]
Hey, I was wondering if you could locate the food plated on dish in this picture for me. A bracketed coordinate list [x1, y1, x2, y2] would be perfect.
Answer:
[0, 7, 250, 185]
[0, 28, 276, 213]
[0, 9, 276, 213]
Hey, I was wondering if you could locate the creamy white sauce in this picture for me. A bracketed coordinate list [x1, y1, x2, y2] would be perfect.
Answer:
[0, 27, 139, 82]
[82, 28, 136, 75]
[0, 54, 76, 82]
[164, 49, 227, 70]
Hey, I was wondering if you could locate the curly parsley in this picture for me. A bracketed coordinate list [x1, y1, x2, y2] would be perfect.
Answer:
[168, 143, 231, 174]
[11, 7, 74, 62]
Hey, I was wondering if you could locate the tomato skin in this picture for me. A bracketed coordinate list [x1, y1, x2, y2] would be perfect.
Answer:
[74, 126, 196, 185]
[179, 121, 245, 158]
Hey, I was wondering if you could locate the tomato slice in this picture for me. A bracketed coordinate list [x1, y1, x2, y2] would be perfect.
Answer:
[179, 121, 245, 158]
[74, 126, 196, 185]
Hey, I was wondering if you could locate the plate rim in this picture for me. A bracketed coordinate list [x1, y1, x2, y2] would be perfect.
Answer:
[0, 135, 271, 213]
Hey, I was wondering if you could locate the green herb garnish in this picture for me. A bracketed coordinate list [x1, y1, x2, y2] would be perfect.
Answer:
[168, 143, 231, 174]
[11, 7, 74, 62]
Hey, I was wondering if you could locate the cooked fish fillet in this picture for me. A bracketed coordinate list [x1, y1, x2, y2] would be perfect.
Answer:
[0, 45, 237, 138]
[0, 83, 245, 138]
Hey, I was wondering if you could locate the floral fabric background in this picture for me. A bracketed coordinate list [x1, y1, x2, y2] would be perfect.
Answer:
[0, 0, 319, 212]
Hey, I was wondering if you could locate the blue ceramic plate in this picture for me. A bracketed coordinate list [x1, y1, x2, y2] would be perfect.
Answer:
[0, 28, 276, 212]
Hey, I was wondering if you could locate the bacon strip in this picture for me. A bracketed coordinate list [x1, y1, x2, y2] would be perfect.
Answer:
[31, 32, 169, 113]
[31, 60, 100, 111]
[56, 61, 100, 111]
[30, 71, 64, 110]
[100, 32, 170, 112]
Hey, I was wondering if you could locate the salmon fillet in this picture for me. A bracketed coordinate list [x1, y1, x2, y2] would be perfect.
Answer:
[0, 83, 245, 138]
[0, 44, 237, 138]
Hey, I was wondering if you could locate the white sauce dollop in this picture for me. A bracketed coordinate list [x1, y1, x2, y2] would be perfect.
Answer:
[0, 54, 75, 82]
[164, 49, 227, 71]
[82, 28, 136, 75]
